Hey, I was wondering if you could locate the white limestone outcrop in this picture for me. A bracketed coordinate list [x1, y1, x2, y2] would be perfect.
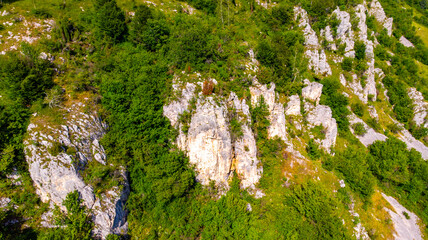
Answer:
[302, 80, 323, 104]
[164, 79, 263, 194]
[294, 6, 332, 76]
[408, 88, 427, 128]
[228, 93, 263, 194]
[25, 103, 128, 239]
[285, 95, 301, 116]
[348, 113, 387, 146]
[382, 193, 423, 240]
[250, 80, 289, 143]
[306, 105, 338, 153]
[333, 7, 355, 57]
[369, 0, 393, 36]
[399, 36, 414, 48]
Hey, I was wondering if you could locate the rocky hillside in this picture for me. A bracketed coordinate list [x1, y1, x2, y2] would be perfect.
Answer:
[1, 0, 428, 239]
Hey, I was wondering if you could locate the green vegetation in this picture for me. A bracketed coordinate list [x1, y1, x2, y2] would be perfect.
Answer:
[352, 122, 367, 136]
[320, 76, 350, 131]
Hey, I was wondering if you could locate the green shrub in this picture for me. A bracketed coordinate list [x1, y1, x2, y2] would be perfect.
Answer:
[320, 76, 350, 130]
[0, 24, 4, 31]
[130, 4, 153, 43]
[95, 0, 127, 44]
[307, 139, 321, 160]
[355, 41, 366, 60]
[311, 125, 326, 140]
[387, 123, 403, 134]
[31, 8, 52, 19]
[351, 102, 364, 117]
[48, 142, 65, 156]
[341, 57, 353, 71]
[352, 122, 367, 136]
[142, 19, 170, 51]
[326, 146, 376, 201]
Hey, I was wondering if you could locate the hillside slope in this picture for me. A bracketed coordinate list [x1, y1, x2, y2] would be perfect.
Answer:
[0, 0, 428, 239]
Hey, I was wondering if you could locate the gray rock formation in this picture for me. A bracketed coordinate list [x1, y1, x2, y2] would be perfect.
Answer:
[306, 105, 338, 153]
[295, 7, 332, 76]
[163, 82, 196, 127]
[285, 95, 301, 116]
[164, 79, 263, 195]
[381, 193, 423, 240]
[24, 103, 128, 239]
[369, 0, 393, 36]
[348, 113, 387, 146]
[228, 93, 263, 195]
[333, 7, 355, 57]
[184, 97, 233, 189]
[408, 88, 427, 128]
[302, 80, 323, 104]
[398, 129, 428, 160]
[250, 80, 289, 143]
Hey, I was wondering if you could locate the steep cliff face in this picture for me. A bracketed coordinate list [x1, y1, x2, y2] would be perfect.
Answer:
[164, 78, 263, 195]
[24, 102, 129, 239]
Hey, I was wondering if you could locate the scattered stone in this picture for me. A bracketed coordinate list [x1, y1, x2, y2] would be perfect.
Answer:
[339, 180, 346, 188]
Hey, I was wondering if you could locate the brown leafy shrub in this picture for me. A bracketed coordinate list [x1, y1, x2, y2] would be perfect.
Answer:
[202, 80, 214, 96]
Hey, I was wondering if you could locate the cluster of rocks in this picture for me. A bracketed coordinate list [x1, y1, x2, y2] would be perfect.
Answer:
[24, 102, 128, 239]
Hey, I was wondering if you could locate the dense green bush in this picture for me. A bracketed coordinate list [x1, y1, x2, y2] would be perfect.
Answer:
[352, 122, 367, 136]
[382, 76, 413, 123]
[129, 4, 153, 43]
[351, 102, 364, 117]
[354, 41, 366, 60]
[325, 146, 375, 201]
[320, 76, 350, 130]
[142, 19, 170, 51]
[94, 0, 127, 44]
[341, 57, 353, 71]
[307, 139, 321, 160]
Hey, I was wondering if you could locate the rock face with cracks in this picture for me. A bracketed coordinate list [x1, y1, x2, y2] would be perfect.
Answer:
[163, 79, 263, 194]
[24, 102, 129, 239]
[228, 93, 263, 195]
